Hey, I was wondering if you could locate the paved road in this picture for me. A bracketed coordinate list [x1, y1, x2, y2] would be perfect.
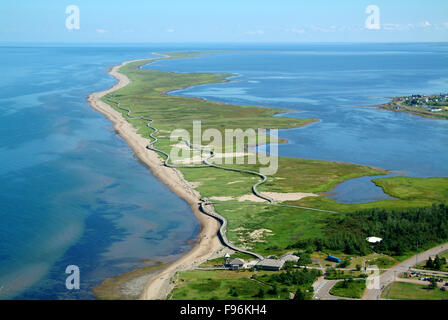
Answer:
[313, 277, 355, 300]
[363, 243, 448, 300]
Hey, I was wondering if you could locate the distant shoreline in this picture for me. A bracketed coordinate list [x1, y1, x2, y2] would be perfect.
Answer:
[359, 94, 448, 120]
[88, 55, 224, 300]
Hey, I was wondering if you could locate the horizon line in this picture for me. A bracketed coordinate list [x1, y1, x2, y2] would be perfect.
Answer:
[1, 40, 448, 47]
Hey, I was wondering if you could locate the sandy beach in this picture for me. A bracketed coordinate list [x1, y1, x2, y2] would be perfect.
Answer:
[88, 57, 224, 300]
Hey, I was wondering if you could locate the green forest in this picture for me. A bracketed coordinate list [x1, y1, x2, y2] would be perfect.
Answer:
[287, 204, 448, 256]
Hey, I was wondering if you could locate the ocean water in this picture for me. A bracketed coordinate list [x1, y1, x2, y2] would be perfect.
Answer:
[0, 46, 201, 299]
[1, 43, 448, 300]
[150, 43, 448, 202]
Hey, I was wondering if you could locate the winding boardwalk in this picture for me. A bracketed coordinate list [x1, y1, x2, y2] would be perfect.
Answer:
[106, 97, 266, 259]
[200, 202, 264, 260]
[106, 96, 340, 261]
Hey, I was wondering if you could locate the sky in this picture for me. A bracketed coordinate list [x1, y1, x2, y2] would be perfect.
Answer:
[0, 0, 447, 43]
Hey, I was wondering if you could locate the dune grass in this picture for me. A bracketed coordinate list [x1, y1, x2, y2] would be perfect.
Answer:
[215, 202, 330, 256]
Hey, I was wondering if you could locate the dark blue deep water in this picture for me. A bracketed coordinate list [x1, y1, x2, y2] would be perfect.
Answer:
[1, 43, 447, 299]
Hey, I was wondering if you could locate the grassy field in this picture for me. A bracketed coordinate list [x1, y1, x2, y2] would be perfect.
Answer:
[329, 280, 366, 299]
[169, 268, 320, 300]
[169, 270, 288, 300]
[373, 177, 448, 202]
[215, 202, 330, 255]
[382, 282, 448, 300]
[213, 191, 445, 258]
[179, 155, 388, 203]
[231, 157, 387, 193]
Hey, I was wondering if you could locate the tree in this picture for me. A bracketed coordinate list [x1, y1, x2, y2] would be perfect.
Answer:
[293, 288, 306, 300]
[228, 287, 239, 297]
[283, 261, 296, 270]
[341, 279, 350, 288]
[433, 255, 446, 270]
[295, 252, 312, 265]
[425, 257, 434, 269]
[267, 285, 278, 295]
[287, 204, 448, 257]
[428, 278, 437, 290]
[339, 258, 351, 268]
[254, 288, 265, 298]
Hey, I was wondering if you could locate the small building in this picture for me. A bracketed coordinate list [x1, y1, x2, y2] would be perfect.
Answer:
[280, 254, 300, 263]
[255, 258, 285, 271]
[326, 256, 341, 263]
[226, 258, 244, 270]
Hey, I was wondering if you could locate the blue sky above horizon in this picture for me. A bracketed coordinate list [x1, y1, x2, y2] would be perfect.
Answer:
[0, 0, 447, 43]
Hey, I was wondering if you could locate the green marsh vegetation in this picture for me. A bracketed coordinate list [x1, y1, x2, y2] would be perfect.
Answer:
[103, 52, 448, 299]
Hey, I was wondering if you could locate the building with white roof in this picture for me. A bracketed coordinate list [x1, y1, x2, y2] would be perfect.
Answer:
[366, 236, 383, 243]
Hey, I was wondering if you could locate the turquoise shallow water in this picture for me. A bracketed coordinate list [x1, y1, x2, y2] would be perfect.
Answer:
[0, 46, 201, 299]
[1, 43, 448, 299]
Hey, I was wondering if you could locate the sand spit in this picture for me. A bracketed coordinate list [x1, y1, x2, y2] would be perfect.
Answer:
[88, 56, 223, 300]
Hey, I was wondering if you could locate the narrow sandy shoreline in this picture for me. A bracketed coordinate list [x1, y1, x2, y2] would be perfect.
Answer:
[88, 57, 224, 300]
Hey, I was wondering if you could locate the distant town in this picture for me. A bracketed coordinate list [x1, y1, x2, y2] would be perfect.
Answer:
[377, 93, 448, 119]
